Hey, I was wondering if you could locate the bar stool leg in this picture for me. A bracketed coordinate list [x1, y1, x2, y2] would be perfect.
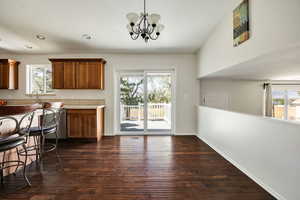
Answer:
[22, 144, 31, 187]
[33, 136, 41, 168]
[33, 136, 38, 162]
[14, 147, 21, 175]
[39, 135, 45, 170]
[0, 168, 3, 185]
[1, 152, 5, 185]
[54, 131, 62, 169]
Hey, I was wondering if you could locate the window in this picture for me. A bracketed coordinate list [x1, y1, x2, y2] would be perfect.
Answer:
[27, 65, 54, 94]
[272, 86, 300, 121]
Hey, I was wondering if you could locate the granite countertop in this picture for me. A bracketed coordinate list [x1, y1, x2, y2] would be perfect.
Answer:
[2, 99, 106, 109]
[2, 104, 105, 110]
[63, 105, 105, 109]
[1, 103, 105, 110]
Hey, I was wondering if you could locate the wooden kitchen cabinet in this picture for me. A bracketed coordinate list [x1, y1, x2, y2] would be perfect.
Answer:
[52, 61, 64, 89]
[67, 107, 105, 141]
[75, 61, 105, 89]
[49, 58, 106, 89]
[63, 62, 77, 89]
[76, 62, 89, 89]
[0, 59, 19, 90]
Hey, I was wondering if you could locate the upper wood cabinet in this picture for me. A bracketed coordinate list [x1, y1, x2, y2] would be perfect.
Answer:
[49, 58, 106, 89]
[63, 61, 77, 89]
[51, 61, 64, 89]
[0, 59, 19, 90]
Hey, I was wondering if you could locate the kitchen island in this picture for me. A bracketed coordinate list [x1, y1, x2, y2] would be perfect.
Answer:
[3, 99, 106, 141]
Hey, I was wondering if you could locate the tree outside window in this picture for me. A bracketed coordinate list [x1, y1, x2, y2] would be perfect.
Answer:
[120, 75, 171, 105]
[27, 65, 53, 94]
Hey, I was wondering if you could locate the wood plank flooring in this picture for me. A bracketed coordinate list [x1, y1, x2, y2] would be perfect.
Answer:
[0, 136, 276, 200]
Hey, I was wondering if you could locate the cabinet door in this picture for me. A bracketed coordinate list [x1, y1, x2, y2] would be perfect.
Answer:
[76, 62, 89, 89]
[87, 61, 103, 89]
[0, 62, 9, 89]
[67, 109, 97, 138]
[52, 61, 64, 89]
[75, 61, 104, 89]
[63, 62, 76, 89]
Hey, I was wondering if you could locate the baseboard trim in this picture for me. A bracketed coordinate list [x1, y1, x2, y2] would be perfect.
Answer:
[174, 133, 196, 136]
[105, 133, 196, 136]
[196, 134, 285, 200]
[104, 132, 116, 136]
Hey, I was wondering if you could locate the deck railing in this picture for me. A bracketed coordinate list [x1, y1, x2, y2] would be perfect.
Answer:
[121, 103, 171, 122]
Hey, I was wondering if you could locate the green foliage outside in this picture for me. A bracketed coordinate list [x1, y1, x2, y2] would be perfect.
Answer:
[120, 76, 171, 105]
[31, 66, 53, 94]
[273, 98, 284, 105]
[120, 78, 144, 105]
[147, 76, 171, 103]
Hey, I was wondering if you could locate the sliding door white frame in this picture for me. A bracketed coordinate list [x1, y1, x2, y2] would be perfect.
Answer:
[115, 69, 176, 135]
[144, 70, 176, 135]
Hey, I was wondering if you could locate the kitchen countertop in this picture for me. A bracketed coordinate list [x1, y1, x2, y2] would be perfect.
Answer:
[1, 104, 105, 110]
[1, 98, 105, 111]
[63, 105, 105, 109]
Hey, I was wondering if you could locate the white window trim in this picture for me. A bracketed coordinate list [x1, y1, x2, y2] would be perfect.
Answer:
[26, 64, 55, 95]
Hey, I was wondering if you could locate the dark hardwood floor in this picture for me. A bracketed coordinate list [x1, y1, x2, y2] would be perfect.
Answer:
[1, 136, 275, 200]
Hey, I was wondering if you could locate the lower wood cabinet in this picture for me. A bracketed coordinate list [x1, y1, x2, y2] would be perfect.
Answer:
[66, 108, 104, 141]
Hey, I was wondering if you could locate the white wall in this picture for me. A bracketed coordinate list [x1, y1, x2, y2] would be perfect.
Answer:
[200, 79, 264, 115]
[0, 53, 199, 135]
[197, 0, 300, 78]
[198, 106, 300, 200]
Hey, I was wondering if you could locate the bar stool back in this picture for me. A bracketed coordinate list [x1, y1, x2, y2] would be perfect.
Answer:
[22, 102, 64, 165]
[0, 106, 36, 187]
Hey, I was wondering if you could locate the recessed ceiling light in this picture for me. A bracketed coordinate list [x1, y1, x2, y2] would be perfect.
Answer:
[36, 34, 46, 40]
[25, 45, 33, 49]
[82, 34, 92, 40]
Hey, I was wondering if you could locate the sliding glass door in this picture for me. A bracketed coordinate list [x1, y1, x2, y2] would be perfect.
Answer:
[146, 73, 172, 132]
[120, 74, 145, 132]
[118, 71, 173, 135]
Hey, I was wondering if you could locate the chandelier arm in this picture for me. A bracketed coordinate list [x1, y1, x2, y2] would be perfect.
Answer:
[131, 32, 140, 40]
[146, 19, 153, 34]
[136, 17, 144, 33]
[130, 25, 140, 35]
[148, 25, 155, 35]
[130, 17, 144, 35]
[148, 33, 159, 40]
[143, 16, 147, 32]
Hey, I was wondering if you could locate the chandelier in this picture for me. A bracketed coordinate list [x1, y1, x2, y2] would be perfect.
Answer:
[126, 0, 165, 43]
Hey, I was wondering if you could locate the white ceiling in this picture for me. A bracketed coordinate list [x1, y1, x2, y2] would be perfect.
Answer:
[203, 45, 300, 81]
[0, 0, 236, 54]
